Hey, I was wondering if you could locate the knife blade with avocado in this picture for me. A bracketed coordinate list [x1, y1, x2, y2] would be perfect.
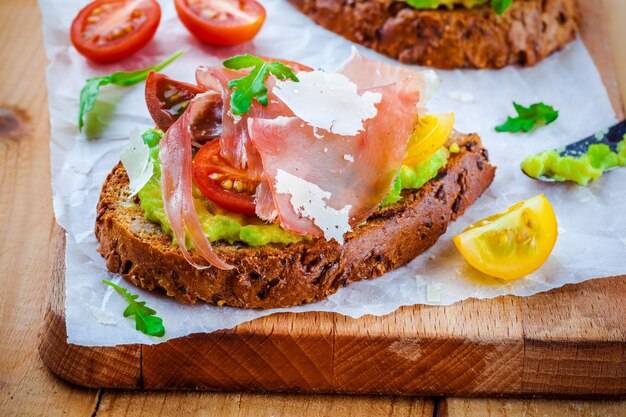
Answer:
[521, 119, 626, 185]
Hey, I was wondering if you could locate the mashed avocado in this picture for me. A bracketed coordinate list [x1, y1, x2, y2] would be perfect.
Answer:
[405, 0, 489, 10]
[521, 136, 626, 186]
[138, 129, 304, 247]
[137, 128, 449, 246]
[381, 146, 450, 207]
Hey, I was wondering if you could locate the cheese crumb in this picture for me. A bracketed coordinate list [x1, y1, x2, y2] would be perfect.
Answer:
[426, 284, 442, 303]
[447, 90, 475, 103]
[273, 70, 382, 136]
[120, 129, 154, 197]
[274, 169, 352, 243]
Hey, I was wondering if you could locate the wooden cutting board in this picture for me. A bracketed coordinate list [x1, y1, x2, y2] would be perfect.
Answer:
[39, 1, 626, 396]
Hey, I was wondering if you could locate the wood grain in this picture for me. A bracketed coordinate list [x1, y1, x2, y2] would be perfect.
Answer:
[604, 0, 626, 113]
[0, 1, 100, 416]
[96, 392, 434, 417]
[440, 398, 626, 417]
[1, 0, 626, 415]
[36, 0, 626, 397]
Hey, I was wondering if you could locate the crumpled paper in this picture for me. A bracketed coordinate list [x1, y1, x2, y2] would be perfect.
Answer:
[39, 0, 625, 347]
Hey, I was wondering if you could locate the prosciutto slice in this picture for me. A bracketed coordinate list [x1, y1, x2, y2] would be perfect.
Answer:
[195, 67, 293, 181]
[159, 93, 233, 270]
[337, 47, 440, 109]
[249, 82, 421, 242]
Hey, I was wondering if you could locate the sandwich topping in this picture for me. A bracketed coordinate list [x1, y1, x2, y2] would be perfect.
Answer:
[403, 0, 512, 15]
[126, 50, 448, 269]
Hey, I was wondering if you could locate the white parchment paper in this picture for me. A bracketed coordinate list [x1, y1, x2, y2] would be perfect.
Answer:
[39, 0, 626, 346]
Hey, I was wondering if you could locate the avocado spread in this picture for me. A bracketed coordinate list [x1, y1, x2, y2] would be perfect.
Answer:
[137, 128, 449, 246]
[521, 136, 626, 186]
[405, 0, 489, 10]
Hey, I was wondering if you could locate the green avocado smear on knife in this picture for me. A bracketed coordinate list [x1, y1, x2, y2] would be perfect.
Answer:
[521, 135, 626, 186]
[136, 128, 450, 246]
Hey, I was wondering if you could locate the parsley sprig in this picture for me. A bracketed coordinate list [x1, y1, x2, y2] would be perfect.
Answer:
[103, 280, 165, 337]
[78, 52, 183, 131]
[223, 54, 299, 115]
[495, 102, 559, 133]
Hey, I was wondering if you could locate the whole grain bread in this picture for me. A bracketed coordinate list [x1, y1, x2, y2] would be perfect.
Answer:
[288, 0, 579, 69]
[95, 133, 495, 309]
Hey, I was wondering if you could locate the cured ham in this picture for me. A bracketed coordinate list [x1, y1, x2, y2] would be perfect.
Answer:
[248, 51, 435, 242]
[157, 51, 438, 267]
[249, 82, 420, 242]
[195, 67, 293, 181]
[159, 93, 233, 270]
[337, 47, 440, 110]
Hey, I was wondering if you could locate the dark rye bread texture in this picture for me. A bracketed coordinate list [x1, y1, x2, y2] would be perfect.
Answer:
[288, 0, 579, 69]
[95, 133, 495, 309]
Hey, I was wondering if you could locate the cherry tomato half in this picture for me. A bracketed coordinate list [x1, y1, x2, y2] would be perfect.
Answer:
[145, 71, 205, 132]
[70, 0, 161, 63]
[453, 194, 558, 280]
[174, 0, 266, 46]
[193, 140, 258, 215]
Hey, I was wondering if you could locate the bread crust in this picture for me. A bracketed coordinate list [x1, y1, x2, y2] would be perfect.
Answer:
[288, 0, 579, 69]
[95, 133, 495, 309]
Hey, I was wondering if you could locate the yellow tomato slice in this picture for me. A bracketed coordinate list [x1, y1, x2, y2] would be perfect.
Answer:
[404, 113, 455, 166]
[453, 194, 558, 280]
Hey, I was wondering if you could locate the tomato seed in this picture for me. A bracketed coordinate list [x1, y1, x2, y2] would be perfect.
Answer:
[221, 179, 233, 190]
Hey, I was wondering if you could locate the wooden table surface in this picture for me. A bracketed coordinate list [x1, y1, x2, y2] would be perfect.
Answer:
[1, 0, 625, 415]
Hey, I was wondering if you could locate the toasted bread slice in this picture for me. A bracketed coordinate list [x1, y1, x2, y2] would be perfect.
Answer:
[288, 0, 579, 69]
[95, 133, 495, 308]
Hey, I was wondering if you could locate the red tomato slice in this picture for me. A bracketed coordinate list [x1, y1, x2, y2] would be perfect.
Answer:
[193, 140, 258, 215]
[145, 71, 205, 132]
[71, 0, 161, 63]
[174, 0, 266, 46]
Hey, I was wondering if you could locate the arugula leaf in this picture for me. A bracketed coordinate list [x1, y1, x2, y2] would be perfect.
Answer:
[223, 54, 299, 115]
[491, 0, 512, 15]
[78, 51, 183, 131]
[495, 102, 559, 133]
[102, 280, 165, 337]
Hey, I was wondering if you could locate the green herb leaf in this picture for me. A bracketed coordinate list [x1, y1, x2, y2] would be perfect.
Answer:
[495, 102, 559, 133]
[223, 54, 299, 115]
[404, 0, 440, 8]
[491, 0, 513, 15]
[78, 52, 183, 131]
[402, 0, 512, 14]
[102, 280, 165, 337]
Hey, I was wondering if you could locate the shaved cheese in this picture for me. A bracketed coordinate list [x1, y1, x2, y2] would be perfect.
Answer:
[120, 129, 153, 196]
[87, 305, 116, 325]
[274, 169, 352, 243]
[273, 71, 382, 136]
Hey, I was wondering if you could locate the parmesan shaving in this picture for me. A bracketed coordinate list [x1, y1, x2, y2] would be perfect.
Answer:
[120, 129, 154, 196]
[274, 169, 352, 243]
[273, 71, 382, 136]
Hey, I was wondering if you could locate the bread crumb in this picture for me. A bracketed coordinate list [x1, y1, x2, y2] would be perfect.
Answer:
[426, 284, 442, 303]
[447, 91, 474, 103]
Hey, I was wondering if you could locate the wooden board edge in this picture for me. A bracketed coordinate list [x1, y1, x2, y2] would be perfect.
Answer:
[580, 0, 626, 118]
[40, 230, 626, 395]
[38, 0, 626, 394]
[38, 228, 142, 389]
